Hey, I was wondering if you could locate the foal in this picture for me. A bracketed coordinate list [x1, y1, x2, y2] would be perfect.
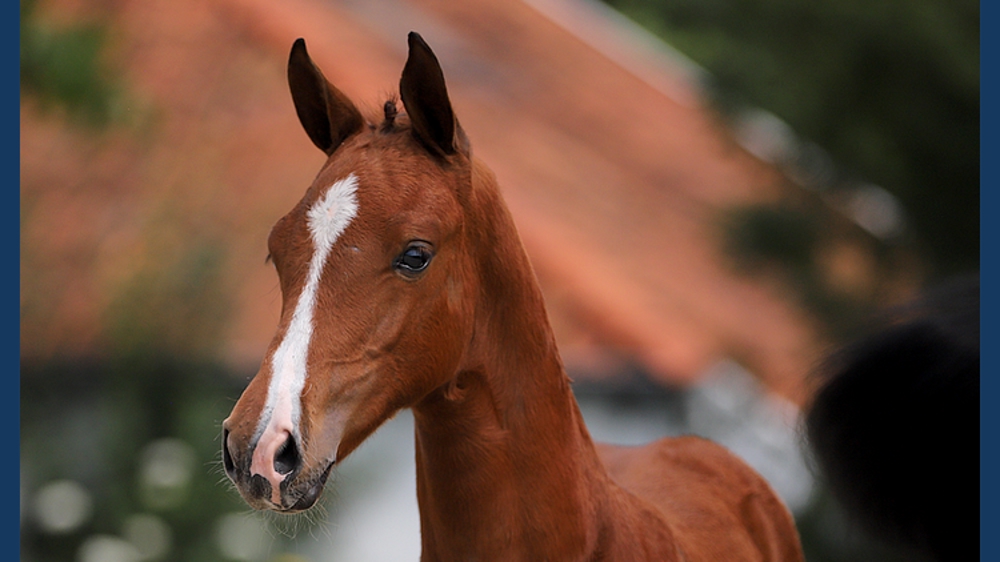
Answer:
[222, 32, 804, 561]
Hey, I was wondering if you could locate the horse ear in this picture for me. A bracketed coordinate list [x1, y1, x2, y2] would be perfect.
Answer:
[288, 38, 364, 155]
[399, 32, 469, 157]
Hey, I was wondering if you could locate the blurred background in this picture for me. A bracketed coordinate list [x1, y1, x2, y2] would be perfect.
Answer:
[19, 0, 978, 560]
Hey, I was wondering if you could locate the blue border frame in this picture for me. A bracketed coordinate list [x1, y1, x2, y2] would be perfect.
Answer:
[11, 1, 22, 558]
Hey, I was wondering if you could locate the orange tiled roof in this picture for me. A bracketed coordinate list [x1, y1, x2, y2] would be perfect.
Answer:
[21, 0, 825, 404]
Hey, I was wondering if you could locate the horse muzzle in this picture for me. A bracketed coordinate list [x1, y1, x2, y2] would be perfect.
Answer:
[222, 425, 333, 512]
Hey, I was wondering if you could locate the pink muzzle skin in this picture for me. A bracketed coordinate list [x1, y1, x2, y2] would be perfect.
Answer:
[250, 423, 294, 505]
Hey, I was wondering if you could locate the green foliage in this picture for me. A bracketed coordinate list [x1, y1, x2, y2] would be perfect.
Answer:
[722, 204, 819, 271]
[20, 359, 289, 562]
[720, 202, 870, 340]
[603, 0, 979, 278]
[20, 0, 122, 127]
[104, 242, 232, 361]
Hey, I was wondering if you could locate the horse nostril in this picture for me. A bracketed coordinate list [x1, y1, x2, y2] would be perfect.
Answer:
[273, 434, 301, 476]
[222, 429, 236, 476]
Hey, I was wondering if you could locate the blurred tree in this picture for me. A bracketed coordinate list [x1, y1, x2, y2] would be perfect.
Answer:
[602, 0, 979, 279]
[594, 9, 978, 559]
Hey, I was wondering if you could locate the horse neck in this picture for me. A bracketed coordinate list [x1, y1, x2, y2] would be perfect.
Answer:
[411, 160, 612, 559]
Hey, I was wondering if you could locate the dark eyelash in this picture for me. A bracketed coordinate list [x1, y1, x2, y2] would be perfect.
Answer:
[265, 253, 273, 265]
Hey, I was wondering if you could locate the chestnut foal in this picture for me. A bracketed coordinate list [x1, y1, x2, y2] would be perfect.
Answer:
[222, 33, 804, 561]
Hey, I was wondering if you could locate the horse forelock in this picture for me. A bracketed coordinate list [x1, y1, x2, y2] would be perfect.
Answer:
[380, 98, 399, 133]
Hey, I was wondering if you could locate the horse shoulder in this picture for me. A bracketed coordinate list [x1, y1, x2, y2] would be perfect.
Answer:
[595, 437, 804, 562]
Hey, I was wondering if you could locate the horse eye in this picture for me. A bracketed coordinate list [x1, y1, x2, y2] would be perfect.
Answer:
[394, 243, 433, 276]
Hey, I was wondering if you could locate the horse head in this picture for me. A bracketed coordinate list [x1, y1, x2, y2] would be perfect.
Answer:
[222, 33, 479, 512]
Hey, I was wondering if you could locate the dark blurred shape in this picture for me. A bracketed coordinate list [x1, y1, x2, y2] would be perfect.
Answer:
[804, 274, 979, 561]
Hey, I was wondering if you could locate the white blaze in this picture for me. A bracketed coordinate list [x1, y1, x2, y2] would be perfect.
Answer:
[251, 174, 359, 500]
